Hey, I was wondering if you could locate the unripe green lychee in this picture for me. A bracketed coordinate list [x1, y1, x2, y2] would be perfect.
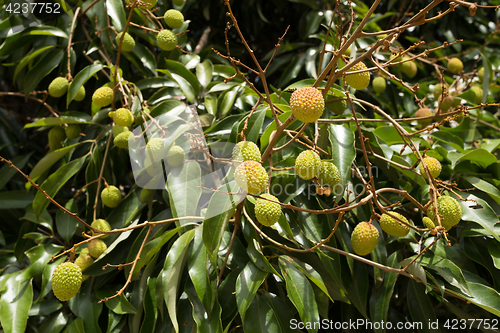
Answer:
[428, 195, 462, 231]
[65, 124, 81, 140]
[345, 62, 370, 90]
[317, 161, 340, 189]
[289, 86, 325, 123]
[173, 0, 185, 6]
[116, 32, 135, 52]
[109, 108, 134, 127]
[351, 222, 379, 256]
[419, 156, 442, 179]
[74, 248, 94, 281]
[372, 77, 386, 93]
[48, 77, 69, 98]
[91, 219, 111, 239]
[422, 217, 435, 229]
[477, 67, 484, 82]
[447, 58, 463, 74]
[140, 188, 156, 203]
[48, 126, 66, 151]
[433, 83, 446, 99]
[74, 85, 86, 102]
[255, 193, 281, 227]
[470, 86, 483, 104]
[114, 131, 133, 149]
[401, 57, 417, 78]
[88, 239, 107, 258]
[166, 145, 185, 167]
[146, 138, 166, 161]
[232, 141, 261, 162]
[439, 95, 454, 111]
[164, 9, 184, 29]
[92, 87, 114, 107]
[390, 53, 403, 63]
[295, 150, 321, 180]
[234, 160, 268, 194]
[326, 97, 347, 115]
[113, 125, 129, 138]
[157, 29, 177, 51]
[101, 185, 122, 208]
[379, 212, 410, 237]
[51, 262, 82, 301]
[415, 108, 433, 126]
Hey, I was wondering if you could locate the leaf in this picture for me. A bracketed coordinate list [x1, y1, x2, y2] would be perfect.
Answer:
[406, 279, 438, 333]
[238, 107, 266, 143]
[188, 225, 213, 312]
[218, 87, 239, 118]
[196, 59, 214, 89]
[235, 261, 268, 321]
[0, 153, 32, 191]
[106, 0, 126, 32]
[430, 131, 465, 153]
[450, 149, 497, 169]
[14, 45, 55, 82]
[463, 176, 500, 206]
[33, 156, 86, 217]
[29, 143, 81, 183]
[243, 294, 281, 333]
[25, 243, 63, 278]
[285, 256, 333, 302]
[459, 193, 500, 242]
[68, 283, 103, 333]
[24, 112, 91, 128]
[327, 124, 356, 198]
[447, 282, 500, 317]
[464, 238, 500, 289]
[55, 199, 79, 243]
[23, 26, 68, 38]
[0, 191, 34, 209]
[66, 64, 104, 106]
[23, 48, 64, 96]
[0, 270, 33, 333]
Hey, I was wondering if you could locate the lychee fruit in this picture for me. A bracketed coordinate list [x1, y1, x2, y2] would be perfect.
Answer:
[433, 83, 446, 99]
[140, 188, 156, 203]
[88, 239, 107, 258]
[439, 95, 454, 112]
[157, 29, 177, 51]
[477, 67, 484, 82]
[447, 58, 463, 74]
[419, 156, 442, 179]
[74, 86, 86, 102]
[379, 212, 410, 237]
[295, 150, 321, 180]
[351, 222, 379, 256]
[422, 216, 435, 229]
[113, 125, 129, 138]
[65, 124, 81, 140]
[289, 86, 325, 123]
[101, 185, 122, 208]
[114, 131, 133, 149]
[415, 108, 433, 126]
[48, 77, 69, 98]
[372, 77, 386, 93]
[51, 262, 82, 301]
[254, 193, 282, 227]
[91, 219, 111, 238]
[232, 141, 261, 162]
[326, 98, 348, 115]
[109, 108, 134, 127]
[166, 145, 185, 167]
[92, 87, 114, 107]
[470, 86, 483, 104]
[345, 62, 370, 90]
[164, 9, 184, 29]
[234, 160, 268, 194]
[427, 195, 462, 231]
[317, 161, 341, 190]
[74, 248, 94, 281]
[401, 57, 418, 78]
[116, 32, 135, 52]
[145, 138, 166, 161]
[48, 126, 66, 151]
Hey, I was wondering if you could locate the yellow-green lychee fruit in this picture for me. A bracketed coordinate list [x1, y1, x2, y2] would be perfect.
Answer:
[164, 9, 184, 29]
[428, 196, 462, 231]
[157, 29, 177, 51]
[109, 108, 134, 127]
[51, 262, 82, 301]
[234, 160, 268, 194]
[289, 86, 325, 123]
[433, 83, 446, 99]
[390, 53, 403, 63]
[88, 239, 107, 258]
[65, 124, 81, 140]
[317, 161, 341, 189]
[345, 62, 370, 90]
[379, 212, 410, 237]
[477, 67, 485, 82]
[140, 188, 156, 203]
[101, 185, 122, 208]
[419, 156, 442, 179]
[326, 97, 347, 115]
[173, 0, 185, 6]
[447, 58, 463, 74]
[113, 125, 129, 138]
[372, 77, 386, 93]
[295, 150, 321, 180]
[146, 138, 166, 161]
[74, 86, 86, 102]
[415, 108, 433, 126]
[232, 141, 261, 162]
[401, 58, 418, 78]
[470, 86, 483, 104]
[91, 219, 111, 239]
[439, 95, 454, 112]
[255, 193, 281, 227]
[166, 145, 185, 167]
[351, 222, 379, 256]
[48, 77, 69, 98]
[92, 87, 114, 107]
[422, 217, 435, 229]
[116, 32, 135, 52]
[48, 126, 66, 151]
[114, 131, 133, 149]
[74, 248, 94, 281]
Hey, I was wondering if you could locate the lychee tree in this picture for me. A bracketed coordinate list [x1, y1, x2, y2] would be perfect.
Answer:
[1, 0, 500, 332]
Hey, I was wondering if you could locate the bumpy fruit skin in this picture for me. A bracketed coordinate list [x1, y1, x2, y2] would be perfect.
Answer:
[345, 62, 370, 90]
[428, 196, 462, 231]
[234, 160, 268, 194]
[91, 219, 111, 239]
[116, 32, 135, 52]
[88, 239, 107, 258]
[51, 262, 82, 301]
[113, 125, 129, 138]
[326, 98, 347, 115]
[92, 87, 114, 107]
[74, 86, 86, 102]
[48, 77, 69, 98]
[401, 58, 417, 78]
[114, 131, 133, 149]
[422, 217, 435, 229]
[351, 222, 379, 256]
[48, 126, 66, 151]
[109, 108, 134, 126]
[232, 141, 261, 162]
[470, 86, 483, 104]
[157, 29, 177, 51]
[74, 248, 94, 281]
[166, 145, 185, 167]
[317, 161, 340, 189]
[295, 150, 321, 180]
[101, 186, 122, 208]
[372, 77, 386, 93]
[65, 124, 81, 140]
[415, 108, 433, 126]
[379, 212, 410, 237]
[146, 138, 166, 161]
[419, 156, 442, 179]
[289, 87, 325, 123]
[164, 9, 184, 28]
[447, 58, 463, 74]
[439, 95, 454, 111]
[255, 193, 281, 227]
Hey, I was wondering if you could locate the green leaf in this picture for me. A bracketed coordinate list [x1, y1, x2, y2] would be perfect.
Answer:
[66, 64, 104, 106]
[285, 255, 333, 302]
[218, 87, 239, 118]
[24, 112, 91, 128]
[55, 199, 79, 243]
[196, 59, 214, 89]
[33, 156, 86, 217]
[68, 283, 103, 333]
[464, 238, 500, 289]
[487, 239, 500, 270]
[327, 124, 356, 197]
[29, 143, 80, 183]
[406, 279, 437, 333]
[238, 107, 266, 143]
[188, 225, 213, 312]
[449, 149, 497, 169]
[243, 294, 281, 333]
[0, 191, 34, 209]
[23, 49, 64, 96]
[13, 45, 55, 82]
[430, 131, 465, 153]
[459, 193, 500, 242]
[463, 176, 500, 206]
[0, 270, 33, 333]
[106, 0, 126, 32]
[25, 243, 63, 278]
[447, 282, 500, 317]
[235, 261, 268, 321]
[131, 43, 157, 75]
[23, 26, 68, 38]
